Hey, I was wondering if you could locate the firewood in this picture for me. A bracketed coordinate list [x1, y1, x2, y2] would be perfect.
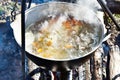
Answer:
[85, 60, 91, 80]
[109, 45, 120, 80]
[92, 47, 103, 80]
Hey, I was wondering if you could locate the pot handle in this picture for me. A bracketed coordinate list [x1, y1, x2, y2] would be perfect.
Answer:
[102, 33, 111, 42]
[102, 26, 111, 42]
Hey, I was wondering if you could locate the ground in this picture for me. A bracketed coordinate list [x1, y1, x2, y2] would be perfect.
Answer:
[0, 21, 22, 80]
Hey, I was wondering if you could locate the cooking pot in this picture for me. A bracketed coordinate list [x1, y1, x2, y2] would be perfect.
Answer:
[11, 2, 106, 72]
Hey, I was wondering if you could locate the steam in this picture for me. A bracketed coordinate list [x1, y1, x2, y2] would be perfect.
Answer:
[61, 0, 105, 35]
[74, 0, 106, 33]
[47, 0, 106, 31]
[74, 0, 107, 35]
[76, 0, 101, 11]
[71, 5, 99, 24]
[76, 0, 99, 18]
[25, 1, 106, 60]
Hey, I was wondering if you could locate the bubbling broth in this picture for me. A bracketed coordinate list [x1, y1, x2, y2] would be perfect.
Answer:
[25, 14, 99, 60]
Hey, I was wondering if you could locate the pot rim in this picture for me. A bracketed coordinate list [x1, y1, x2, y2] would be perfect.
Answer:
[11, 2, 105, 61]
